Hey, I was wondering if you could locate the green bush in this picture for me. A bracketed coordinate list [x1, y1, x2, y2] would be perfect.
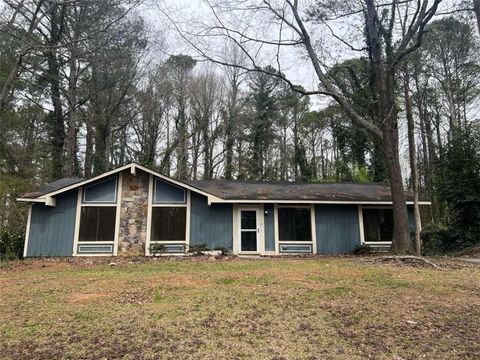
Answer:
[0, 228, 24, 260]
[188, 243, 209, 255]
[352, 244, 372, 255]
[421, 223, 449, 255]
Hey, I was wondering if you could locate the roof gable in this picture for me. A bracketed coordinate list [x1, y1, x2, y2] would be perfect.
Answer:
[17, 163, 222, 204]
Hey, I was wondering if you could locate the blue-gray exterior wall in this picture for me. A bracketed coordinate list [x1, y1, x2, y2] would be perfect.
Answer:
[407, 206, 415, 231]
[189, 192, 233, 250]
[26, 190, 77, 257]
[264, 204, 275, 252]
[315, 204, 361, 255]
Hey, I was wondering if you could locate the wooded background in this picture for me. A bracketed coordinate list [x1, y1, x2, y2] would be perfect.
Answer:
[1, 0, 479, 257]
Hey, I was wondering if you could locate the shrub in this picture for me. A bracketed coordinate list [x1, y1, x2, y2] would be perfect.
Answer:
[436, 126, 480, 250]
[421, 223, 449, 255]
[188, 243, 209, 255]
[149, 243, 165, 255]
[352, 244, 372, 255]
[0, 228, 24, 260]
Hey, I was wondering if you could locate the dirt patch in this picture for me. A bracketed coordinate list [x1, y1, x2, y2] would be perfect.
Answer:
[70, 293, 111, 304]
[356, 255, 480, 270]
[115, 288, 153, 305]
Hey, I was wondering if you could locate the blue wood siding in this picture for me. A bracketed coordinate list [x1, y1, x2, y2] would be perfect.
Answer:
[190, 193, 233, 250]
[264, 204, 275, 251]
[407, 206, 415, 231]
[154, 178, 186, 203]
[83, 177, 117, 203]
[315, 204, 361, 255]
[27, 190, 77, 257]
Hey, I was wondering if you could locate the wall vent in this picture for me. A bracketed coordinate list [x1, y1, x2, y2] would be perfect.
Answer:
[280, 244, 312, 253]
[77, 244, 114, 254]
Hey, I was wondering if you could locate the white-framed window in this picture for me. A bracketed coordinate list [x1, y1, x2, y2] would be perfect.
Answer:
[150, 207, 187, 241]
[360, 206, 394, 244]
[82, 177, 117, 203]
[73, 174, 122, 256]
[78, 206, 116, 242]
[278, 206, 313, 242]
[146, 175, 190, 255]
[275, 204, 316, 254]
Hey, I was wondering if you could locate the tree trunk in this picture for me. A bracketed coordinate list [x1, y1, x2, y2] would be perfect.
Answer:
[365, 0, 412, 254]
[93, 121, 108, 175]
[382, 125, 413, 254]
[65, 53, 79, 178]
[404, 74, 422, 256]
[47, 2, 65, 179]
[84, 119, 94, 178]
[175, 106, 188, 179]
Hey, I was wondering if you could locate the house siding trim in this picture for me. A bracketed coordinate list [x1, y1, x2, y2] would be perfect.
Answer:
[22, 204, 32, 258]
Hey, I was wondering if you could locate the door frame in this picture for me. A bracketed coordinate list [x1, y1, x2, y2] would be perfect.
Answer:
[232, 204, 265, 255]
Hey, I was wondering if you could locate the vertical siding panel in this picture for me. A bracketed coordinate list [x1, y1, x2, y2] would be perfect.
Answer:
[264, 204, 275, 251]
[189, 193, 233, 250]
[26, 190, 77, 257]
[407, 206, 415, 232]
[315, 204, 361, 255]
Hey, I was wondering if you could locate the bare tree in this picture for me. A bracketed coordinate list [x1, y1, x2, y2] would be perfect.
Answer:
[160, 0, 442, 254]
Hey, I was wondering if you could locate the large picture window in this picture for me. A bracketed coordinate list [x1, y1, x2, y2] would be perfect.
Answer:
[363, 208, 394, 242]
[151, 207, 186, 241]
[278, 207, 312, 242]
[78, 207, 116, 242]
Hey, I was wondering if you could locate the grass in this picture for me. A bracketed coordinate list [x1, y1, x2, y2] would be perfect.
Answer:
[0, 257, 479, 359]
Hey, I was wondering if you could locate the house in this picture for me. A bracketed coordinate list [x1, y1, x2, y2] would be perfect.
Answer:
[17, 162, 429, 257]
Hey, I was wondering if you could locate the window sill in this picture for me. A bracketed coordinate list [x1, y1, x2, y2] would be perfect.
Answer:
[364, 241, 392, 245]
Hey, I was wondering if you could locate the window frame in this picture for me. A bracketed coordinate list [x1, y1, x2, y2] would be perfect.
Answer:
[82, 176, 118, 204]
[274, 204, 317, 255]
[153, 178, 186, 204]
[150, 206, 188, 242]
[73, 174, 122, 256]
[146, 175, 191, 255]
[359, 205, 394, 245]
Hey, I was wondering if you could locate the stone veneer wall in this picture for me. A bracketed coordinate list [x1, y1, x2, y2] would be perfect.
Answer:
[118, 170, 149, 255]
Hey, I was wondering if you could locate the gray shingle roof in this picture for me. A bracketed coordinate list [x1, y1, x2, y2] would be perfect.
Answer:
[185, 180, 412, 202]
[19, 160, 413, 203]
[21, 178, 84, 198]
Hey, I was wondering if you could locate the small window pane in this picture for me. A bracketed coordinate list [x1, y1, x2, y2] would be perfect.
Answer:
[151, 207, 186, 241]
[363, 208, 394, 242]
[79, 207, 116, 242]
[83, 177, 117, 203]
[241, 231, 257, 251]
[241, 211, 256, 230]
[278, 208, 312, 242]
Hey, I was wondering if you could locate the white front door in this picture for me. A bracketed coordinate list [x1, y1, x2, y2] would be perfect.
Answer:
[235, 206, 264, 254]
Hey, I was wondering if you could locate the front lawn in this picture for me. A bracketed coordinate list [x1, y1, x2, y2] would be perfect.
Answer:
[0, 257, 479, 359]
